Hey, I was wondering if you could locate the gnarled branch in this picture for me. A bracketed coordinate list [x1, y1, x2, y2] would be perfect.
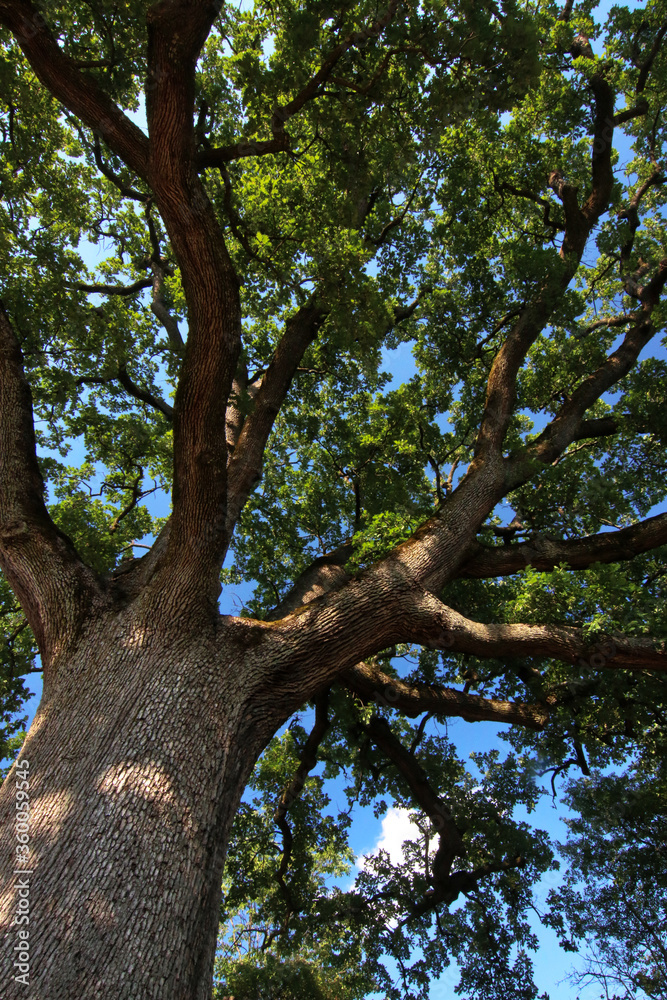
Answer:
[271, 692, 330, 920]
[366, 714, 464, 885]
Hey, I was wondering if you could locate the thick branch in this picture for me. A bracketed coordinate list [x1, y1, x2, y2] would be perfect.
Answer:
[408, 855, 526, 917]
[197, 136, 290, 169]
[559, 0, 573, 21]
[258, 525, 667, 735]
[69, 278, 153, 297]
[145, 0, 243, 593]
[224, 359, 249, 460]
[344, 660, 548, 730]
[405, 591, 667, 672]
[266, 542, 353, 621]
[582, 68, 616, 222]
[460, 512, 667, 579]
[0, 303, 100, 668]
[613, 98, 649, 126]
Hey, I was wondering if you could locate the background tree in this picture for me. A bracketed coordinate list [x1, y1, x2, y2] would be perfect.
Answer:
[0, 0, 667, 998]
[545, 764, 667, 1000]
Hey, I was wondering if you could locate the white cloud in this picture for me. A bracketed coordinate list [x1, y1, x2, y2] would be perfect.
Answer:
[357, 806, 422, 869]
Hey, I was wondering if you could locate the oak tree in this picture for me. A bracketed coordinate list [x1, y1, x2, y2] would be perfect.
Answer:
[0, 0, 667, 998]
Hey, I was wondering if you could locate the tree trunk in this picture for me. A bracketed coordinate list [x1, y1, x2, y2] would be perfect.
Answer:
[0, 606, 275, 1000]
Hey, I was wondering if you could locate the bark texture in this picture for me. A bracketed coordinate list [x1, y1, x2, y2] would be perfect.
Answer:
[0, 610, 289, 999]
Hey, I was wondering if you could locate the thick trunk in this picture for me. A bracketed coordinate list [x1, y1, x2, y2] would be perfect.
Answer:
[0, 608, 272, 999]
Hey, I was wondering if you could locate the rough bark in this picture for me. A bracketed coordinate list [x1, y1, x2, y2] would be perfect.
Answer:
[0, 609, 298, 1000]
[144, 1, 243, 600]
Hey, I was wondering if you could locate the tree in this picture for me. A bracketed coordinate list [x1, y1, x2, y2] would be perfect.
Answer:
[546, 765, 667, 1000]
[0, 0, 667, 996]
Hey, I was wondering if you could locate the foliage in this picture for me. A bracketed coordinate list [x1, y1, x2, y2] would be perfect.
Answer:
[214, 954, 366, 1000]
[546, 765, 667, 1000]
[215, 695, 558, 1000]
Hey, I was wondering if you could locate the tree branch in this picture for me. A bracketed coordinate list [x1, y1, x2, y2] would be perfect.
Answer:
[117, 365, 174, 419]
[510, 270, 667, 478]
[274, 692, 330, 825]
[0, 303, 100, 669]
[197, 136, 291, 170]
[558, 0, 574, 21]
[404, 591, 667, 673]
[366, 714, 465, 881]
[224, 359, 250, 461]
[92, 134, 149, 202]
[613, 98, 649, 126]
[470, 65, 616, 471]
[581, 314, 634, 335]
[410, 854, 526, 916]
[636, 21, 667, 93]
[226, 302, 326, 535]
[0, 0, 149, 178]
[272, 692, 330, 919]
[266, 541, 353, 621]
[582, 65, 616, 222]
[460, 512, 667, 579]
[344, 660, 549, 731]
[471, 46, 621, 469]
[144, 0, 244, 595]
[269, 1, 402, 140]
[619, 169, 665, 281]
[69, 278, 153, 297]
[149, 264, 184, 349]
[77, 367, 174, 419]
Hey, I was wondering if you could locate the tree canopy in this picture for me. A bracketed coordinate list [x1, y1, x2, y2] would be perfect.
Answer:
[547, 764, 667, 1000]
[1, 0, 667, 997]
